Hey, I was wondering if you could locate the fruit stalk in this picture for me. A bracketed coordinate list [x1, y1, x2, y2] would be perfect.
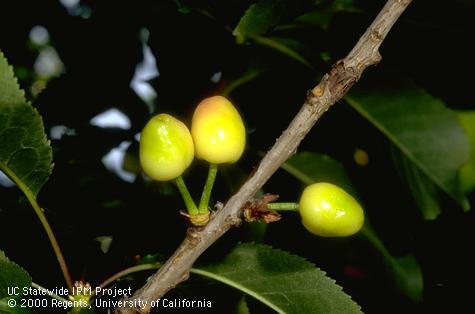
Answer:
[198, 163, 218, 214]
[175, 176, 198, 215]
[266, 202, 299, 211]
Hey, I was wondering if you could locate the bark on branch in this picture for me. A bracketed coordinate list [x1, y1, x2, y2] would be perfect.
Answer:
[117, 0, 412, 312]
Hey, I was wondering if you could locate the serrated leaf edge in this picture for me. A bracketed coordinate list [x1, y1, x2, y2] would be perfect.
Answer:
[0, 51, 53, 197]
[0, 250, 32, 283]
[192, 243, 362, 313]
[0, 250, 33, 302]
[0, 50, 26, 104]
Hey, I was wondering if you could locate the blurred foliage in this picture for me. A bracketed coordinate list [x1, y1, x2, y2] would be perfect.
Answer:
[457, 111, 475, 193]
[1, 0, 475, 313]
[347, 78, 470, 217]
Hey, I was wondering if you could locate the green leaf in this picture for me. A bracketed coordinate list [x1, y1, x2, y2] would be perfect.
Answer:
[94, 236, 113, 254]
[360, 227, 423, 302]
[0, 250, 32, 299]
[193, 243, 362, 314]
[174, 0, 191, 14]
[236, 296, 251, 314]
[282, 151, 358, 197]
[391, 147, 441, 220]
[252, 36, 313, 68]
[390, 255, 423, 302]
[233, 0, 287, 44]
[0, 50, 52, 197]
[0, 250, 33, 314]
[294, 0, 358, 30]
[281, 152, 424, 301]
[457, 111, 475, 193]
[223, 62, 268, 96]
[346, 78, 470, 212]
[0, 55, 25, 107]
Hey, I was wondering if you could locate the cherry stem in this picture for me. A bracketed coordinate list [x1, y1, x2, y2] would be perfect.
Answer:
[267, 202, 300, 211]
[198, 163, 218, 214]
[175, 176, 198, 215]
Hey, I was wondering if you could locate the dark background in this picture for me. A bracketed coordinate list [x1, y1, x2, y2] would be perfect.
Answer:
[1, 0, 475, 313]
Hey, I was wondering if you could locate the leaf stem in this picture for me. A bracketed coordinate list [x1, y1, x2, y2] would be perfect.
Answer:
[175, 176, 198, 215]
[267, 202, 300, 211]
[97, 263, 162, 292]
[0, 163, 74, 292]
[198, 163, 218, 214]
[359, 224, 393, 262]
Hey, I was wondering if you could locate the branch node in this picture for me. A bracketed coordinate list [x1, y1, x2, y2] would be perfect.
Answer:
[374, 51, 383, 64]
[179, 271, 190, 283]
[370, 29, 384, 42]
[214, 201, 224, 211]
[242, 194, 281, 223]
[180, 210, 211, 227]
[226, 214, 242, 226]
[312, 86, 324, 97]
[327, 59, 358, 96]
[306, 89, 321, 107]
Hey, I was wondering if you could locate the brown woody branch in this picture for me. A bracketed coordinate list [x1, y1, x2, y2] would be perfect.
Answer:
[117, 0, 412, 312]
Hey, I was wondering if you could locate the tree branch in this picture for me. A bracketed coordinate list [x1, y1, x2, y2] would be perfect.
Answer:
[117, 0, 412, 312]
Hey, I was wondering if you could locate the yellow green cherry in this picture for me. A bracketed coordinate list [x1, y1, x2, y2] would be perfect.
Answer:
[139, 113, 194, 181]
[191, 96, 246, 164]
[299, 182, 364, 237]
